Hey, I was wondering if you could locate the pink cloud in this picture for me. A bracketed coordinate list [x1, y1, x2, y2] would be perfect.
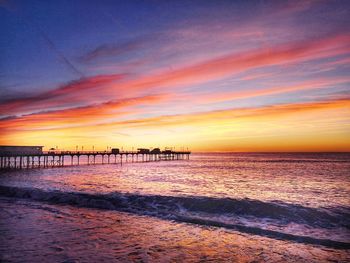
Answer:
[1, 33, 348, 118]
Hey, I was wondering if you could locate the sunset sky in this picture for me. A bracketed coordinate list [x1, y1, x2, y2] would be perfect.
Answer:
[1, 0, 349, 152]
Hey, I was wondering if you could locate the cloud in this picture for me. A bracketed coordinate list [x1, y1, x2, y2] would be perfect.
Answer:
[2, 75, 348, 135]
[2, 96, 349, 151]
[0, 94, 167, 132]
[188, 77, 350, 104]
[105, 33, 350, 95]
[11, 97, 347, 134]
[78, 36, 155, 63]
[93, 97, 350, 130]
[1, 33, 348, 118]
[0, 73, 126, 116]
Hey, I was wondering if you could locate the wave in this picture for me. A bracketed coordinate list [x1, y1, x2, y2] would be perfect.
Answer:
[0, 185, 349, 249]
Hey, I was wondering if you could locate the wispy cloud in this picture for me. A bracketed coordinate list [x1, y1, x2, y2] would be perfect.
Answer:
[188, 77, 350, 104]
[103, 33, 350, 95]
[0, 94, 167, 132]
[2, 33, 348, 117]
[0, 73, 126, 116]
[78, 35, 156, 64]
[93, 97, 350, 130]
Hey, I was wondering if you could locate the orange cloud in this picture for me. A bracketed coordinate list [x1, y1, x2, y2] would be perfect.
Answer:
[0, 73, 126, 116]
[1, 97, 349, 151]
[93, 97, 350, 129]
[190, 77, 350, 104]
[0, 94, 167, 132]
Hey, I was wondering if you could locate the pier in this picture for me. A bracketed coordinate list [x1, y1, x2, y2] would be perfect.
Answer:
[0, 147, 191, 170]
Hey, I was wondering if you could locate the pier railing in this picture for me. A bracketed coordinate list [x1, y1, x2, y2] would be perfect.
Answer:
[0, 150, 191, 170]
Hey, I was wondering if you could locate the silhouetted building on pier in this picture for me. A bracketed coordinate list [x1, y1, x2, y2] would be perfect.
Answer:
[150, 148, 161, 154]
[137, 148, 150, 154]
[111, 148, 120, 154]
[0, 146, 43, 155]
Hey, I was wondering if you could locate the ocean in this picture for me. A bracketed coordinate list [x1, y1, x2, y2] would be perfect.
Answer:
[0, 152, 349, 262]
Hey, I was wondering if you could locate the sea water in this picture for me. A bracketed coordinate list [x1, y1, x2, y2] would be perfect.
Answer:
[0, 153, 349, 262]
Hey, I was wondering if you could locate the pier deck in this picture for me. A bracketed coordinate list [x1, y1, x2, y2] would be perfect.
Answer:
[0, 150, 191, 170]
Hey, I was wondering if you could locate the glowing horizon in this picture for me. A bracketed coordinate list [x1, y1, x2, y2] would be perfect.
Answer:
[1, 1, 349, 152]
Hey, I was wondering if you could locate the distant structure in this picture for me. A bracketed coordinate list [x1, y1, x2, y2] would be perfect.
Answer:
[111, 148, 119, 154]
[137, 148, 150, 154]
[150, 148, 161, 154]
[0, 145, 191, 170]
[0, 146, 43, 155]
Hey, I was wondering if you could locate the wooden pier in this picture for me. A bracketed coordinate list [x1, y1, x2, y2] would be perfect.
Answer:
[0, 150, 191, 170]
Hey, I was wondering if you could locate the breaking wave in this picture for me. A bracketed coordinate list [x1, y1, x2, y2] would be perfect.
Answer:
[0, 185, 349, 249]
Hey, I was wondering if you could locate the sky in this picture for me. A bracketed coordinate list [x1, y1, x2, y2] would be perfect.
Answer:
[0, 0, 349, 152]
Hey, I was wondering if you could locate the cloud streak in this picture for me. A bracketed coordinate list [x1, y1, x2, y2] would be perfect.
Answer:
[103, 33, 350, 97]
[0, 73, 126, 116]
[2, 96, 348, 136]
[188, 77, 350, 104]
[78, 36, 152, 64]
[94, 97, 350, 130]
[0, 94, 167, 132]
[1, 32, 348, 120]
